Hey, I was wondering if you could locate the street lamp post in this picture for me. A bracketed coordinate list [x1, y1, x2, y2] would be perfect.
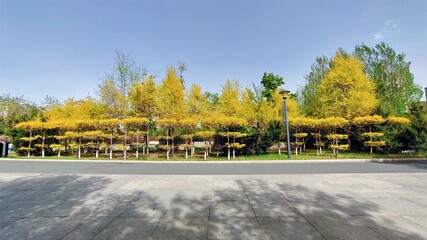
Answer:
[279, 89, 291, 158]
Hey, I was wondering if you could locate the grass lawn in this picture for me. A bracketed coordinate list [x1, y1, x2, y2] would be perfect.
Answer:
[4, 149, 426, 161]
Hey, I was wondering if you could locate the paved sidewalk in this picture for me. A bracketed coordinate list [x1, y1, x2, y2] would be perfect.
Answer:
[0, 173, 426, 239]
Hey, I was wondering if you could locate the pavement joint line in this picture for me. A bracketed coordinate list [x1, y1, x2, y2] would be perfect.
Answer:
[276, 188, 328, 240]
[2, 158, 426, 164]
[240, 176, 268, 240]
[88, 206, 128, 240]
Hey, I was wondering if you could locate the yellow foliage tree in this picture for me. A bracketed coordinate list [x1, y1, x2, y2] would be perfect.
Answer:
[99, 119, 119, 159]
[353, 115, 386, 154]
[289, 117, 315, 155]
[157, 118, 178, 160]
[123, 117, 149, 158]
[387, 116, 411, 125]
[187, 84, 211, 120]
[129, 76, 158, 119]
[218, 79, 241, 117]
[179, 118, 198, 159]
[157, 68, 186, 120]
[315, 53, 379, 120]
[15, 121, 40, 157]
[322, 117, 350, 156]
[197, 131, 215, 159]
[206, 116, 248, 160]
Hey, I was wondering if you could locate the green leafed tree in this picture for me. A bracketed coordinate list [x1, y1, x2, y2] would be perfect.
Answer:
[401, 102, 427, 152]
[113, 51, 145, 97]
[261, 72, 284, 102]
[354, 42, 423, 116]
[298, 56, 330, 116]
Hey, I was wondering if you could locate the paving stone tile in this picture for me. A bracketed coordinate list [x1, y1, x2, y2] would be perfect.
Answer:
[368, 198, 427, 215]
[187, 175, 213, 181]
[151, 181, 185, 190]
[174, 190, 212, 202]
[62, 216, 117, 240]
[384, 188, 427, 198]
[357, 215, 427, 240]
[346, 189, 397, 199]
[0, 191, 16, 198]
[165, 199, 210, 218]
[150, 218, 208, 240]
[0, 217, 81, 240]
[403, 215, 427, 228]
[0, 217, 21, 228]
[405, 198, 427, 207]
[210, 200, 255, 219]
[212, 190, 247, 202]
[247, 195, 300, 217]
[246, 192, 287, 202]
[286, 197, 349, 217]
[258, 217, 325, 240]
[92, 217, 159, 240]
[70, 202, 127, 217]
[120, 201, 168, 218]
[213, 181, 244, 191]
[181, 181, 212, 191]
[118, 177, 155, 192]
[307, 215, 387, 240]
[325, 196, 395, 216]
[208, 217, 265, 240]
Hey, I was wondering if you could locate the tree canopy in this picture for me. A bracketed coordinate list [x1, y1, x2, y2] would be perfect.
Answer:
[314, 53, 379, 119]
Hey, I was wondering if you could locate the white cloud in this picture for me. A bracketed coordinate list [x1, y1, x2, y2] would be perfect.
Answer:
[373, 20, 399, 40]
[373, 32, 384, 40]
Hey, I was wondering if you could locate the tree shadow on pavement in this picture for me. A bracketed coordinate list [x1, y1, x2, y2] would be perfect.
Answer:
[0, 174, 426, 240]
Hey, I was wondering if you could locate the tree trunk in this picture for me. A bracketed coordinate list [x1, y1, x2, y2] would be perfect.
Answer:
[42, 135, 45, 158]
[227, 148, 230, 160]
[185, 149, 188, 159]
[58, 150, 61, 158]
[28, 131, 32, 157]
[96, 150, 98, 158]
[146, 127, 150, 156]
[109, 137, 113, 160]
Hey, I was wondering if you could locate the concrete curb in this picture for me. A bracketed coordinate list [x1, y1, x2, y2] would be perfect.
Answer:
[1, 157, 426, 164]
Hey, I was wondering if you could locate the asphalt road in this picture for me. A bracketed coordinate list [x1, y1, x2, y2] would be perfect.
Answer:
[0, 159, 426, 175]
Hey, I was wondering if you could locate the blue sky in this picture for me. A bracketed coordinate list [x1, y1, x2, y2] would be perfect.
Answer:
[1, 0, 426, 103]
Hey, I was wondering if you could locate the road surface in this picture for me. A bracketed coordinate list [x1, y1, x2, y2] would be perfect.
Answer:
[0, 159, 426, 175]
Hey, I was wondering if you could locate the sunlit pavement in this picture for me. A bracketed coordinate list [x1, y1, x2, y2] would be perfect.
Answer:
[0, 172, 427, 239]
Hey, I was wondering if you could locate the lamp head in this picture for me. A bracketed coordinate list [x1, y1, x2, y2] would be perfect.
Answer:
[278, 89, 290, 99]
